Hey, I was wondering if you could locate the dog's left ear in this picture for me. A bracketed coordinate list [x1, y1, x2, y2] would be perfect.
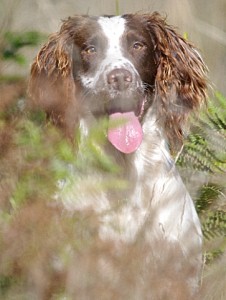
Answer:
[146, 12, 208, 147]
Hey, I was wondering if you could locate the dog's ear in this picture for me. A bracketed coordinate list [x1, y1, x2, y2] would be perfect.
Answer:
[28, 19, 79, 136]
[146, 12, 208, 148]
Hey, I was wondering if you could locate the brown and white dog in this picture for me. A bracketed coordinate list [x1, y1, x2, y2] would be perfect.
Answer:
[28, 13, 207, 297]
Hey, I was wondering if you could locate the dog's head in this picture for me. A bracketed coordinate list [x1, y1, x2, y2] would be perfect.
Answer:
[29, 13, 207, 152]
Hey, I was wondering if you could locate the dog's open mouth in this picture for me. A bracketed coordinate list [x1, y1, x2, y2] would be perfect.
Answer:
[107, 97, 146, 154]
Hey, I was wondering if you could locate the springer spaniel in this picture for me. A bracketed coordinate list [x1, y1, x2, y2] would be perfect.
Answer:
[28, 13, 207, 298]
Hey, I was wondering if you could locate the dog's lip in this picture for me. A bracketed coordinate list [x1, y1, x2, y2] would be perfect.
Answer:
[91, 95, 147, 121]
[138, 96, 148, 120]
[107, 107, 137, 116]
[106, 97, 146, 119]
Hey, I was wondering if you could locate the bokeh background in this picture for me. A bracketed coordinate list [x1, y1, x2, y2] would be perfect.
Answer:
[0, 1, 225, 299]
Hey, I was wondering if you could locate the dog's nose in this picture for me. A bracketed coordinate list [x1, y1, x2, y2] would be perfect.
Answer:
[107, 68, 132, 91]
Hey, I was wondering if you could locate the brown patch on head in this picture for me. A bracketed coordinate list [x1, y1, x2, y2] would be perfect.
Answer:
[122, 14, 157, 88]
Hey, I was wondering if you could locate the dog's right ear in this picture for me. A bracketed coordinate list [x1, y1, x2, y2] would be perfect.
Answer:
[28, 21, 79, 135]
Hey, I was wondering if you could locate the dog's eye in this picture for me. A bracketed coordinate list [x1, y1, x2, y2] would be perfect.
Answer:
[84, 45, 97, 54]
[133, 42, 145, 50]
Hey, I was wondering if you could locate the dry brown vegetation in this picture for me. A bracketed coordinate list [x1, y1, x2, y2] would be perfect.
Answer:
[0, 82, 225, 300]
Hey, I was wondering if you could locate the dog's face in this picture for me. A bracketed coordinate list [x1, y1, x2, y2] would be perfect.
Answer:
[54, 15, 160, 153]
[29, 13, 207, 151]
[71, 15, 157, 120]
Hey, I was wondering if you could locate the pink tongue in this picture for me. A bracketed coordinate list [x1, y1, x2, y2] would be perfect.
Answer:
[108, 112, 143, 154]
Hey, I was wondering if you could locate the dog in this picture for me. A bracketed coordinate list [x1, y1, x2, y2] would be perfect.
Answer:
[28, 12, 208, 298]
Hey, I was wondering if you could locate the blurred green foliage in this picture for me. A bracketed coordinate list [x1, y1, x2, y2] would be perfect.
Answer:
[178, 92, 226, 263]
[178, 92, 226, 172]
[1, 31, 45, 65]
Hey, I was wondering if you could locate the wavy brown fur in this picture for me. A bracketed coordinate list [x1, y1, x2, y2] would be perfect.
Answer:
[145, 12, 208, 147]
[28, 21, 78, 135]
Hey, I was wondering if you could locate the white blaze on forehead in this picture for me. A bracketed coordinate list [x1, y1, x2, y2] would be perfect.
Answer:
[98, 16, 126, 59]
[80, 16, 139, 89]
